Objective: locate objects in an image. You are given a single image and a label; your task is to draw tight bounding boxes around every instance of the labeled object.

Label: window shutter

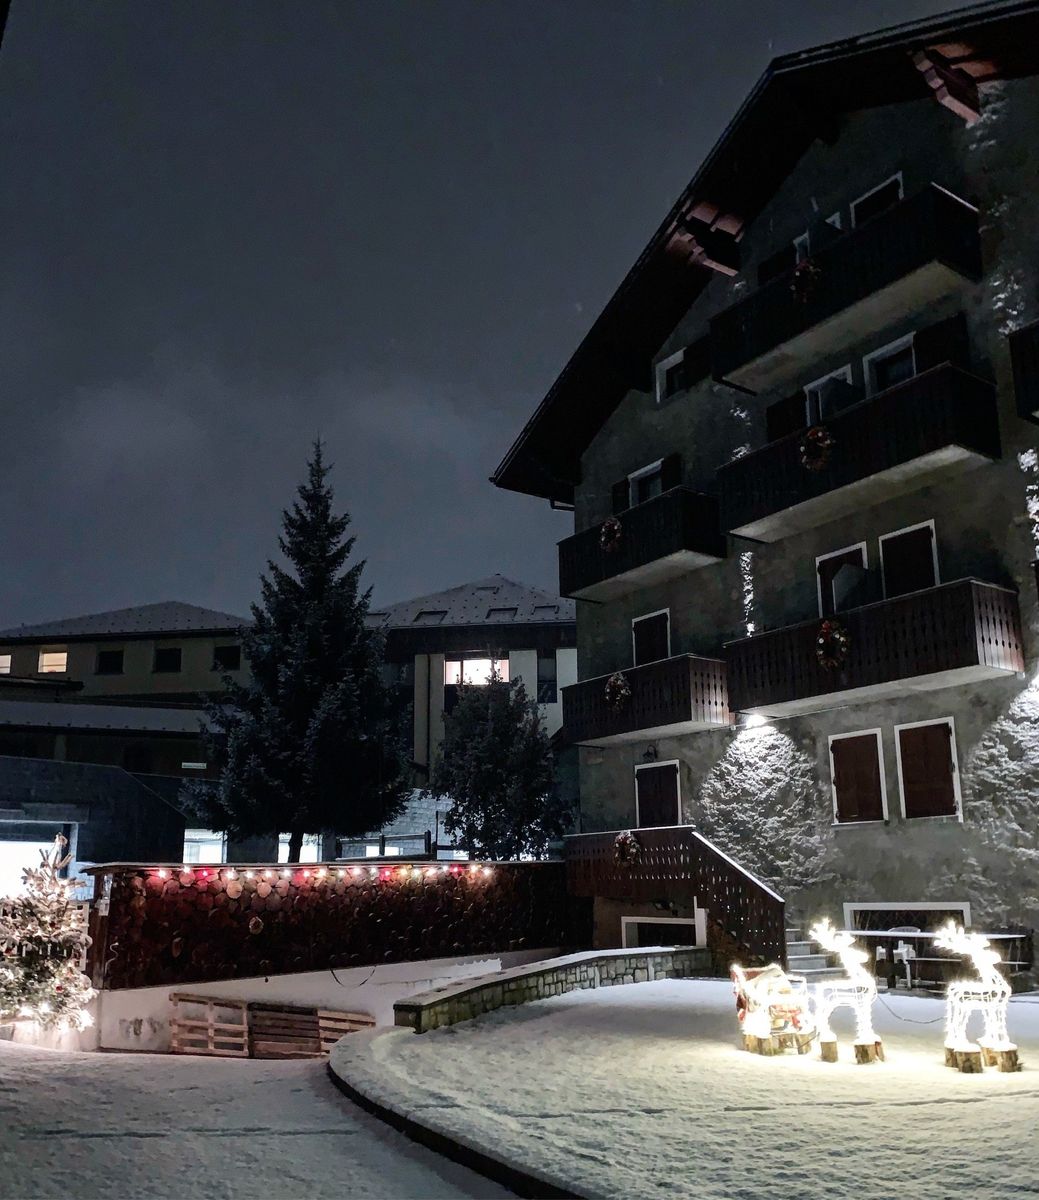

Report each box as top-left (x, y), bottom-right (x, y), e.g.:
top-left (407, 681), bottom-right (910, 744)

top-left (882, 525), bottom-right (936, 598)
top-left (632, 612), bottom-right (670, 666)
top-left (766, 392), bottom-right (809, 442)
top-left (635, 764), bottom-right (680, 828)
top-left (611, 479), bottom-right (630, 515)
top-left (831, 734), bottom-right (885, 823)
top-left (899, 723), bottom-right (957, 818)
top-left (660, 453), bottom-right (683, 492)
top-left (913, 313), bottom-right (969, 372)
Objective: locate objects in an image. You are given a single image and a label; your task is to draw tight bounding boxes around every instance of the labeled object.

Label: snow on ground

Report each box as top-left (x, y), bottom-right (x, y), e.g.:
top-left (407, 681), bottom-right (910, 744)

top-left (337, 979), bottom-right (1039, 1200)
top-left (0, 1040), bottom-right (508, 1200)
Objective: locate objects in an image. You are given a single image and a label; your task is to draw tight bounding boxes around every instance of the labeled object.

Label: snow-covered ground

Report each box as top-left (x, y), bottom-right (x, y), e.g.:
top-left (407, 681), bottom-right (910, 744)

top-left (336, 979), bottom-right (1039, 1200)
top-left (0, 1040), bottom-right (508, 1200)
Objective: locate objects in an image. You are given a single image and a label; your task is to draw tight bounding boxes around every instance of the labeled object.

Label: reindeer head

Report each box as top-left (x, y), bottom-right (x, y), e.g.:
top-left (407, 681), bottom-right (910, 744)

top-left (809, 917), bottom-right (870, 975)
top-left (933, 921), bottom-right (1004, 981)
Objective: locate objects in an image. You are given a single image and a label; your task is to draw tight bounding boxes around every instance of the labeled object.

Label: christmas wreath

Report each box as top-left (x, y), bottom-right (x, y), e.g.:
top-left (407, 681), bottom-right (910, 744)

top-left (790, 258), bottom-right (821, 304)
top-left (799, 425), bottom-right (834, 472)
top-left (604, 671), bottom-right (632, 711)
top-left (614, 830), bottom-right (641, 865)
top-left (816, 618), bottom-right (850, 670)
top-left (599, 515), bottom-right (623, 554)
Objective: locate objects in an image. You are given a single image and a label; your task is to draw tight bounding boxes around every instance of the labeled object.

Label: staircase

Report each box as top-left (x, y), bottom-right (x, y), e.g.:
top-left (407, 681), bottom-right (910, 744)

top-left (786, 926), bottom-right (845, 981)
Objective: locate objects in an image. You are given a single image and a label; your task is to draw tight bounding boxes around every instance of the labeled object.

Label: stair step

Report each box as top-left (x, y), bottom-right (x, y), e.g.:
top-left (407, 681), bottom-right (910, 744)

top-left (797, 967), bottom-right (847, 981)
top-left (788, 954), bottom-right (831, 971)
top-left (785, 928), bottom-right (801, 939)
top-left (786, 941), bottom-right (814, 956)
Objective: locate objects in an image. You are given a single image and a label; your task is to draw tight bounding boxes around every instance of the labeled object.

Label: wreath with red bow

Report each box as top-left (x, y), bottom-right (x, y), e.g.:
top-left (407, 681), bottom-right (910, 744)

top-left (816, 618), bottom-right (850, 670)
top-left (799, 426), bottom-right (834, 472)
top-left (614, 830), bottom-right (641, 865)
top-left (604, 671), bottom-right (632, 711)
top-left (599, 515), bottom-right (623, 554)
top-left (790, 258), bottom-right (822, 304)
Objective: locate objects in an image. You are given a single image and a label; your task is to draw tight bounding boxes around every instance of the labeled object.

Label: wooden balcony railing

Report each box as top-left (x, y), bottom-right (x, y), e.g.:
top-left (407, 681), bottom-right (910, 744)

top-left (717, 365), bottom-right (1000, 539)
top-left (562, 654), bottom-right (730, 745)
top-left (565, 825), bottom-right (785, 965)
top-left (726, 579), bottom-right (1023, 715)
top-left (711, 185), bottom-right (981, 388)
top-left (558, 487), bottom-right (725, 601)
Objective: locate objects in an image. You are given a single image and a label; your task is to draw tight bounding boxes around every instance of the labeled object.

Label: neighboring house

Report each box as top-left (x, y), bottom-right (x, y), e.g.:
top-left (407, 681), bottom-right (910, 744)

top-left (0, 601), bottom-right (248, 706)
top-left (493, 2), bottom-right (1039, 944)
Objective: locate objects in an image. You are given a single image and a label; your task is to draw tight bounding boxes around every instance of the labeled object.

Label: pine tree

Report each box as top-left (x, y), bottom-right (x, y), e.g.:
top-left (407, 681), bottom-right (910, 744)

top-left (428, 674), bottom-right (568, 860)
top-left (0, 836), bottom-right (95, 1030)
top-left (190, 442), bottom-right (408, 860)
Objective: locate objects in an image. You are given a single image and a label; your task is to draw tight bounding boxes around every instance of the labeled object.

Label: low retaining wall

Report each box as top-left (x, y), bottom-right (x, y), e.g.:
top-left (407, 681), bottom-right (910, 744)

top-left (394, 945), bottom-right (712, 1033)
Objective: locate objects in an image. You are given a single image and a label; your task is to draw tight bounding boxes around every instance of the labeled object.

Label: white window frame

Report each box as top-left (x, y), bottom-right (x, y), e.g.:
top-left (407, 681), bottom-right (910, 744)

top-left (655, 350), bottom-right (686, 406)
top-left (825, 211), bottom-right (842, 231)
top-left (863, 332), bottom-right (916, 397)
top-left (633, 759), bottom-right (682, 829)
top-left (627, 458), bottom-right (664, 507)
top-left (37, 647), bottom-right (68, 674)
top-left (879, 519), bottom-right (939, 599)
top-left (0, 653), bottom-right (10, 675)
top-left (828, 728), bottom-right (888, 826)
top-left (815, 542), bottom-right (868, 618)
top-left (850, 171), bottom-right (904, 228)
top-left (621, 912), bottom-right (707, 949)
top-left (803, 363), bottom-right (853, 423)
top-left (793, 230), bottom-right (811, 262)
top-left (893, 716), bottom-right (963, 823)
top-left (631, 608), bottom-right (671, 667)
top-left (842, 899), bottom-right (971, 929)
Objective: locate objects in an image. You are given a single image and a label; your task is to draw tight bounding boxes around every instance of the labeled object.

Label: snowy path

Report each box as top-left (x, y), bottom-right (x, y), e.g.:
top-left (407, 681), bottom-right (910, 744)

top-left (0, 1041), bottom-right (508, 1200)
top-left (337, 979), bottom-right (1039, 1200)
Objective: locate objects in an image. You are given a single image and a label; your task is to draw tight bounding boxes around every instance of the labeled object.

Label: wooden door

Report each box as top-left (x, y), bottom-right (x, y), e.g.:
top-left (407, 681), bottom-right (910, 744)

top-left (635, 763), bottom-right (680, 828)
top-left (632, 612), bottom-right (670, 666)
top-left (881, 524), bottom-right (937, 599)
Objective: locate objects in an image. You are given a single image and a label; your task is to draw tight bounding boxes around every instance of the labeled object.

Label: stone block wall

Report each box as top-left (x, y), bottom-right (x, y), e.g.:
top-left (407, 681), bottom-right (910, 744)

top-left (394, 946), bottom-right (712, 1033)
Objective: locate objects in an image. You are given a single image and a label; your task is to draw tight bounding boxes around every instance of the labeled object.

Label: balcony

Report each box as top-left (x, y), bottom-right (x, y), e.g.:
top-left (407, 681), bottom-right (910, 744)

top-left (718, 365), bottom-right (1000, 541)
top-left (1010, 317), bottom-right (1039, 423)
top-left (726, 579), bottom-right (1023, 717)
top-left (562, 654), bottom-right (730, 746)
top-left (558, 487), bottom-right (725, 602)
top-left (710, 185), bottom-right (982, 391)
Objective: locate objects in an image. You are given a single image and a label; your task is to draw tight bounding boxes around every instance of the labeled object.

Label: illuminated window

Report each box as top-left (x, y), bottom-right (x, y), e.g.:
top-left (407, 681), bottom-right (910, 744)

top-left (0, 654), bottom-right (10, 674)
top-left (38, 649), bottom-right (68, 674)
top-left (277, 833), bottom-right (321, 863)
top-left (444, 658), bottom-right (509, 685)
top-left (183, 829), bottom-right (226, 863)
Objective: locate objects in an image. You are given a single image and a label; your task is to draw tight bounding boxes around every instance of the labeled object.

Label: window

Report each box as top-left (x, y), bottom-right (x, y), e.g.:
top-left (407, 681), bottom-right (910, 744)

top-left (634, 761), bottom-right (681, 829)
top-left (0, 654), bottom-right (10, 675)
top-left (864, 335), bottom-right (916, 395)
top-left (816, 544), bottom-right (868, 617)
top-left (829, 730), bottom-right (887, 823)
top-left (153, 646), bottom-right (183, 673)
top-left (793, 231), bottom-right (811, 262)
top-left (655, 337), bottom-right (710, 404)
top-left (486, 608), bottom-right (518, 621)
top-left (37, 649), bottom-right (67, 674)
top-left (804, 365), bottom-right (855, 423)
top-left (444, 657), bottom-right (509, 685)
top-left (614, 453), bottom-right (683, 513)
top-left (183, 828), bottom-right (227, 864)
top-left (95, 649), bottom-right (124, 675)
top-left (879, 521), bottom-right (938, 599)
top-left (629, 459), bottom-right (664, 506)
top-left (825, 212), bottom-right (842, 231)
top-left (895, 718), bottom-right (961, 820)
top-left (536, 651), bottom-right (557, 704)
top-left (412, 610), bottom-right (448, 624)
top-left (277, 833), bottom-right (321, 863)
top-left (213, 644), bottom-right (241, 671)
top-left (851, 173), bottom-right (903, 227)
top-left (180, 761), bottom-right (208, 771)
top-left (632, 610), bottom-right (670, 667)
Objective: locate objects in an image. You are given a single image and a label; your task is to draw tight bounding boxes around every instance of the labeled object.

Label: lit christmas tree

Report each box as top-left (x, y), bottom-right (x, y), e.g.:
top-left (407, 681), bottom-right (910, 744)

top-left (0, 836), bottom-right (95, 1030)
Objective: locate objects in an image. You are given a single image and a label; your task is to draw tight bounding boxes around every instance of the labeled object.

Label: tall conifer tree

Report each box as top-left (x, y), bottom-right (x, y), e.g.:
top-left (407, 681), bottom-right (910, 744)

top-left (192, 442), bottom-right (407, 861)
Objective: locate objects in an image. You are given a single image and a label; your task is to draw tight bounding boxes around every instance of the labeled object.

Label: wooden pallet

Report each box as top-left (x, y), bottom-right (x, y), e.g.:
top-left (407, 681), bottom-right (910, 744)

top-left (318, 1008), bottom-right (376, 1052)
top-left (169, 993), bottom-right (249, 1058)
top-left (248, 1002), bottom-right (323, 1059)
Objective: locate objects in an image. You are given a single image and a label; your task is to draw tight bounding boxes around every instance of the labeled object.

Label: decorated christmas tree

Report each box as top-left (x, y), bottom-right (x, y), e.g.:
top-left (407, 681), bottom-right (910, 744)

top-left (0, 836), bottom-right (95, 1030)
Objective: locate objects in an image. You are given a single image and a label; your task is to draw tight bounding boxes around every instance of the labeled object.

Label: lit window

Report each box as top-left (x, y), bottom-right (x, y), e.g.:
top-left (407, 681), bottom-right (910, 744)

top-left (0, 654), bottom-right (10, 674)
top-left (183, 829), bottom-right (226, 863)
top-left (445, 658), bottom-right (509, 686)
top-left (38, 650), bottom-right (67, 674)
top-left (277, 833), bottom-right (321, 863)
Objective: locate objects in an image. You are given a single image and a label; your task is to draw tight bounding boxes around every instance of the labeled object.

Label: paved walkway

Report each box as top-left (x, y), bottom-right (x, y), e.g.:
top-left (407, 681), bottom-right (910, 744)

top-left (0, 1041), bottom-right (507, 1199)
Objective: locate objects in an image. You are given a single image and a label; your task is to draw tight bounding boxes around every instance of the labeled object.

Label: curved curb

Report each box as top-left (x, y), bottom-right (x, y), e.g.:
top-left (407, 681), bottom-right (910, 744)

top-left (326, 1048), bottom-right (583, 1200)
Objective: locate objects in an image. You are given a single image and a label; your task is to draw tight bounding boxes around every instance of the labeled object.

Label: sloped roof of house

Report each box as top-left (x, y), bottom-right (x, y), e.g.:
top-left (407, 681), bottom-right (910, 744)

top-left (368, 575), bottom-right (575, 629)
top-left (0, 699), bottom-right (209, 734)
top-left (0, 755), bottom-right (186, 820)
top-left (0, 601), bottom-right (248, 644)
top-left (491, 0), bottom-right (1039, 503)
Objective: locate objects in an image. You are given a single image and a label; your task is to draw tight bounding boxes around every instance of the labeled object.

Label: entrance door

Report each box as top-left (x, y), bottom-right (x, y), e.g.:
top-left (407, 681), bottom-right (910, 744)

top-left (880, 522), bottom-right (938, 599)
top-left (634, 762), bottom-right (680, 828)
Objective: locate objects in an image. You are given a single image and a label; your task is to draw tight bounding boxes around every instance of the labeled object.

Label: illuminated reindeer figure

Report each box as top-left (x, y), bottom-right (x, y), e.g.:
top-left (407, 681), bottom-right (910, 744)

top-left (809, 918), bottom-right (882, 1063)
top-left (933, 922), bottom-right (1017, 1072)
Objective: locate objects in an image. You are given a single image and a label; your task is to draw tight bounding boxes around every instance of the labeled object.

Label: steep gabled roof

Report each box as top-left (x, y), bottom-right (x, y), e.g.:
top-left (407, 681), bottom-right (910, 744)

top-left (491, 0), bottom-right (1039, 503)
top-left (0, 601), bottom-right (248, 643)
top-left (368, 575), bottom-right (575, 630)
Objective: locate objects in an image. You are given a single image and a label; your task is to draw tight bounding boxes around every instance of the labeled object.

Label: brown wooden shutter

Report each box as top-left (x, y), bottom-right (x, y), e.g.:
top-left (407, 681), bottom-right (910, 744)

top-left (831, 734), bottom-right (885, 823)
top-left (913, 313), bottom-right (969, 372)
top-left (611, 479), bottom-right (630, 514)
top-left (766, 391), bottom-right (809, 442)
top-left (660, 453), bottom-right (683, 492)
top-left (898, 723), bottom-right (957, 817)
top-left (632, 612), bottom-right (670, 666)
top-left (882, 525), bottom-right (936, 598)
top-left (635, 763), bottom-right (680, 828)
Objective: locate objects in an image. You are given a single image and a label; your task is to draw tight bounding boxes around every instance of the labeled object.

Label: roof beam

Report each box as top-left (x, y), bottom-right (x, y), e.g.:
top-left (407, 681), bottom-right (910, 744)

top-left (669, 212), bottom-right (741, 276)
top-left (912, 47), bottom-right (982, 125)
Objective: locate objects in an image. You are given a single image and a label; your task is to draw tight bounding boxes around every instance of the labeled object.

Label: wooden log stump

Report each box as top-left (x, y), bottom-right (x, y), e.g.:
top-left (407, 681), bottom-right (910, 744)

top-left (775, 1033), bottom-right (794, 1052)
top-left (956, 1049), bottom-right (984, 1073)
top-left (853, 1041), bottom-right (883, 1065)
top-left (944, 1046), bottom-right (959, 1068)
top-left (743, 1034), bottom-right (777, 1055)
top-left (795, 1033), bottom-right (814, 1055)
top-left (996, 1048), bottom-right (1021, 1073)
top-left (819, 1039), bottom-right (839, 1063)
top-left (981, 1045), bottom-right (998, 1068)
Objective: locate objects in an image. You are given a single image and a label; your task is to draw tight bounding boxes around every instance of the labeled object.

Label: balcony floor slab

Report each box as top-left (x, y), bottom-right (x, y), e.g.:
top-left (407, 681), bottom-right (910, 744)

top-left (572, 716), bottom-right (729, 747)
top-left (567, 548), bottom-right (721, 603)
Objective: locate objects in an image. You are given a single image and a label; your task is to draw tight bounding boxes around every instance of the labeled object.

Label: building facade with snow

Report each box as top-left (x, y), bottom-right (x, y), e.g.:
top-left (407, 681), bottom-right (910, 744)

top-left (494, 2), bottom-right (1039, 947)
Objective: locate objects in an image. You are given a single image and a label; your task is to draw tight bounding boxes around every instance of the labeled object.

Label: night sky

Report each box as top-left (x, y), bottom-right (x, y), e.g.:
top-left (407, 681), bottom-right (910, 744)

top-left (0, 0), bottom-right (959, 625)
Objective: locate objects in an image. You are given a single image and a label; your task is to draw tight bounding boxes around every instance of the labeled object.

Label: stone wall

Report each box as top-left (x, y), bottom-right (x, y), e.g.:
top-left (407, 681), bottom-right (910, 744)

top-left (394, 946), bottom-right (712, 1033)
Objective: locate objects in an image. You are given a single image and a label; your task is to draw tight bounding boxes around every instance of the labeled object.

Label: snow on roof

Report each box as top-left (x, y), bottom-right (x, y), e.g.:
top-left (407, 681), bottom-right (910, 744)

top-left (368, 576), bottom-right (575, 630)
top-left (0, 699), bottom-right (208, 734)
top-left (0, 601), bottom-right (248, 642)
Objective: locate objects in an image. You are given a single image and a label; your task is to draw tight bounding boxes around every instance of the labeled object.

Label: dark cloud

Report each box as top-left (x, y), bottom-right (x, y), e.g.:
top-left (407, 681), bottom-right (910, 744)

top-left (0, 0), bottom-right (958, 622)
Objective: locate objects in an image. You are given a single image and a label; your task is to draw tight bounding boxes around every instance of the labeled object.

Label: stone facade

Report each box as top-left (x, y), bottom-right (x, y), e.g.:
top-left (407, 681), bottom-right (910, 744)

top-left (394, 946), bottom-right (712, 1033)
top-left (567, 79), bottom-right (1039, 932)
